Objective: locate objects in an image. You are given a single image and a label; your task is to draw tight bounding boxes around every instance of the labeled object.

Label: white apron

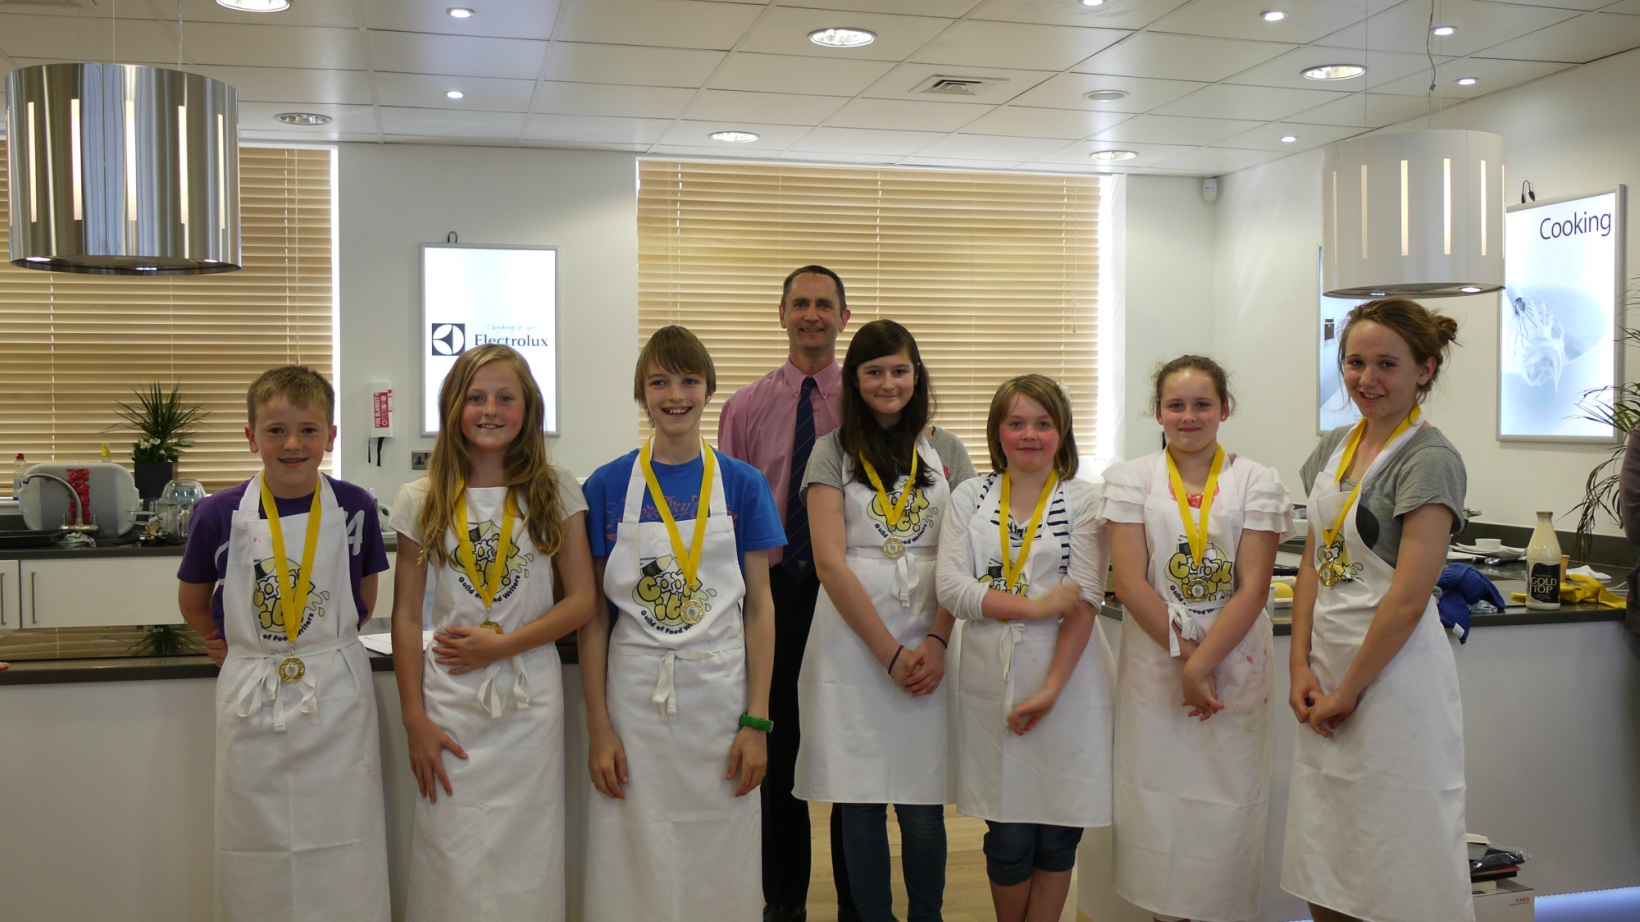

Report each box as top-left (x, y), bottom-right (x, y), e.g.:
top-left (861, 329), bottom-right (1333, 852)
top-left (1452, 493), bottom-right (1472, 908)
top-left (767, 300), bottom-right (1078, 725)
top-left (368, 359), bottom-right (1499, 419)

top-left (406, 486), bottom-right (565, 922)
top-left (954, 473), bottom-right (1115, 826)
top-left (216, 475), bottom-right (389, 922)
top-left (1112, 452), bottom-right (1275, 922)
top-left (1281, 423), bottom-right (1472, 922)
top-left (794, 434), bottom-right (954, 805)
top-left (585, 445), bottom-right (760, 922)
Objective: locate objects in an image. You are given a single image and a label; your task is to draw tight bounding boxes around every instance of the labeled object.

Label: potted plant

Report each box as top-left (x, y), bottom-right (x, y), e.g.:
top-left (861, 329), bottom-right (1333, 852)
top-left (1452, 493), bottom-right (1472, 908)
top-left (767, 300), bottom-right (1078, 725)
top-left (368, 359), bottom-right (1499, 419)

top-left (1568, 283), bottom-right (1640, 561)
top-left (112, 382), bottom-right (208, 500)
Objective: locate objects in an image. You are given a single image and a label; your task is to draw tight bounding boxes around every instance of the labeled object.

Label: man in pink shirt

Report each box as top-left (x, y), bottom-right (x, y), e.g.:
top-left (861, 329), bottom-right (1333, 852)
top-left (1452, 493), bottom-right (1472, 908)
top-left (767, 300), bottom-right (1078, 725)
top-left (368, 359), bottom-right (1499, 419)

top-left (719, 265), bottom-right (855, 922)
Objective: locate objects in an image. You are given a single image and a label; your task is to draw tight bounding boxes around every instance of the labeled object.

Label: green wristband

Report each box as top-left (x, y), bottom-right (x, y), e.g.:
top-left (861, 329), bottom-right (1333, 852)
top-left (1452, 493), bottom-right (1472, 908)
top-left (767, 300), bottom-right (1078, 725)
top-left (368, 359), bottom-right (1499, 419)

top-left (739, 712), bottom-right (773, 732)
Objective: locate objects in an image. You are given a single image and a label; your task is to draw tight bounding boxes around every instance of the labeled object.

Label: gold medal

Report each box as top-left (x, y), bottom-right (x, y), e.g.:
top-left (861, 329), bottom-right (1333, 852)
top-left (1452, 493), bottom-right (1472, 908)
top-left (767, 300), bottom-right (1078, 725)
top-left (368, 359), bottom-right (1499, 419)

top-left (1318, 567), bottom-right (1337, 588)
top-left (277, 655), bottom-right (306, 683)
top-left (479, 620), bottom-right (503, 634)
top-left (882, 536), bottom-right (905, 559)
top-left (683, 597), bottom-right (706, 624)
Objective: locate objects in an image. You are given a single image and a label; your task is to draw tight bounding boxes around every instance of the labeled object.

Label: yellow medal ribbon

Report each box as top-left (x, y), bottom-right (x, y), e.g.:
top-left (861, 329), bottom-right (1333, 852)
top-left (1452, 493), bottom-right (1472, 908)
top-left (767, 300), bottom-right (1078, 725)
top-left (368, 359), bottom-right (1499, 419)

top-left (998, 470), bottom-right (1058, 594)
top-left (1165, 443), bottom-right (1225, 568)
top-left (454, 483), bottom-right (517, 611)
top-left (1318, 406), bottom-right (1421, 583)
top-left (639, 438), bottom-right (715, 589)
top-left (860, 449), bottom-right (920, 558)
top-left (259, 474), bottom-right (322, 683)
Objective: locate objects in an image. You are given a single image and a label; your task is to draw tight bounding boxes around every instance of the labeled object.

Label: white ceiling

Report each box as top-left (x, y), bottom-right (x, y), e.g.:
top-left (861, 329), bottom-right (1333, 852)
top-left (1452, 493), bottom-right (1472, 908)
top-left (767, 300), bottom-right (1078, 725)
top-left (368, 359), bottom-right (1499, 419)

top-left (2, 0), bottom-right (1638, 176)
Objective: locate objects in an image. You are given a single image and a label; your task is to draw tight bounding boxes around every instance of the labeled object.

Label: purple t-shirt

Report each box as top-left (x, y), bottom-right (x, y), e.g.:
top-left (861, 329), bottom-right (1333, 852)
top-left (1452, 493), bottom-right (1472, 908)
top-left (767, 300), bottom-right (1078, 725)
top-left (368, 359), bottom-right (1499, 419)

top-left (177, 475), bottom-right (389, 631)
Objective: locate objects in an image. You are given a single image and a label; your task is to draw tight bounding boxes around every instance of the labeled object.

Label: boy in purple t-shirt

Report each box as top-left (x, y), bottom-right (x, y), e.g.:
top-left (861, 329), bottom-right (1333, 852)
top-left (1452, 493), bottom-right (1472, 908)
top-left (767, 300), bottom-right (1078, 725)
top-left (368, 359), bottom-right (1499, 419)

top-left (176, 366), bottom-right (391, 921)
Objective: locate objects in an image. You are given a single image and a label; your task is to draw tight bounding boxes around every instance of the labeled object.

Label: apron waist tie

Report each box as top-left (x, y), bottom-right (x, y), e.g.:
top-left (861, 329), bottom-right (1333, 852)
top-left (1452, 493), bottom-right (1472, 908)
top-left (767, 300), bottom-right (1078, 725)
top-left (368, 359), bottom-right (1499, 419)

top-left (1166, 603), bottom-right (1206, 658)
top-left (612, 639), bottom-right (744, 723)
top-left (893, 552), bottom-right (920, 606)
top-left (476, 658), bottom-right (534, 720)
top-left (998, 620), bottom-right (1029, 713)
top-left (227, 636), bottom-right (359, 732)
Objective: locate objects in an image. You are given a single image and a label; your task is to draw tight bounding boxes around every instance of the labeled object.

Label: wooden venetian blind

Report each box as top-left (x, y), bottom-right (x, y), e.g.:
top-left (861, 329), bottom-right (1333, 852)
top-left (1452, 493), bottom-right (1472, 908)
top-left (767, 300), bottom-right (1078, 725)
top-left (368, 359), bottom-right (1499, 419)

top-left (637, 160), bottom-right (1102, 460)
top-left (0, 145), bottom-right (334, 494)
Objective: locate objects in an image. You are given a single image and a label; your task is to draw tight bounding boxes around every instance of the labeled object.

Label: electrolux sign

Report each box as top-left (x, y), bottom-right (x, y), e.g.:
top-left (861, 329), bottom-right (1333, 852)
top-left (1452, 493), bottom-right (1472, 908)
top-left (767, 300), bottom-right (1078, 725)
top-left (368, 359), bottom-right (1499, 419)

top-left (421, 245), bottom-right (560, 435)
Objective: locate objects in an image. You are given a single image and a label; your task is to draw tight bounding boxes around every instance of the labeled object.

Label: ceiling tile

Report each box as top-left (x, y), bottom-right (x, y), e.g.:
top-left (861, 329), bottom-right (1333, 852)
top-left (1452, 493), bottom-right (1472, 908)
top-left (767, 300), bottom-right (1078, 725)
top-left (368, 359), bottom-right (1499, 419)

top-left (1283, 92), bottom-right (1435, 128)
top-left (1091, 113), bottom-right (1265, 145)
top-left (709, 51), bottom-right (897, 95)
top-left (1008, 72), bottom-right (1208, 112)
top-left (358, 0), bottom-right (563, 41)
top-left (654, 119), bottom-right (816, 148)
top-left (0, 14), bottom-right (178, 62)
top-left (1152, 145), bottom-right (1285, 173)
top-left (912, 132), bottom-right (1070, 159)
top-left (1474, 0), bottom-right (1606, 10)
top-left (379, 107), bottom-right (528, 138)
top-left (370, 31), bottom-right (548, 80)
top-left (1028, 139), bottom-right (1198, 166)
top-left (899, 155), bottom-right (1029, 169)
top-left (1213, 121), bottom-right (1362, 152)
top-left (375, 73), bottom-right (536, 112)
top-left (1318, 0), bottom-right (1578, 56)
top-left (909, 20), bottom-right (1128, 71)
top-left (521, 113), bottom-right (673, 145)
top-left (1369, 58), bottom-right (1573, 97)
top-left (1469, 12), bottom-right (1640, 63)
top-left (787, 126), bottom-right (946, 155)
top-left (181, 24), bottom-right (368, 70)
top-left (1153, 83), bottom-right (1350, 120)
top-left (177, 0), bottom-right (361, 29)
top-left (861, 62), bottom-right (1054, 103)
top-left (1146, 0), bottom-right (1370, 44)
top-left (555, 0), bottom-right (762, 50)
top-left (967, 0), bottom-right (1191, 31)
top-left (1604, 0), bottom-right (1640, 13)
top-left (1074, 32), bottom-right (1295, 82)
top-left (684, 89), bottom-right (848, 125)
top-left (736, 7), bottom-right (959, 61)
top-left (772, 150), bottom-right (905, 165)
top-left (959, 105), bottom-right (1130, 139)
top-left (1225, 46), bottom-right (1447, 91)
top-left (824, 97), bottom-right (993, 132)
top-left (190, 66), bottom-right (376, 106)
top-left (542, 43), bottom-right (726, 87)
top-left (782, 0), bottom-right (983, 14)
top-left (533, 81), bottom-right (697, 118)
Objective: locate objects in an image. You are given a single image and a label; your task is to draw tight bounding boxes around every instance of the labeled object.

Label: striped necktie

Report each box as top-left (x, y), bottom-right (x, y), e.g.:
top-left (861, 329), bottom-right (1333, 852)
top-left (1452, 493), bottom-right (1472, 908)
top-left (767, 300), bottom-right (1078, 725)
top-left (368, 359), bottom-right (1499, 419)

top-left (781, 376), bottom-right (818, 582)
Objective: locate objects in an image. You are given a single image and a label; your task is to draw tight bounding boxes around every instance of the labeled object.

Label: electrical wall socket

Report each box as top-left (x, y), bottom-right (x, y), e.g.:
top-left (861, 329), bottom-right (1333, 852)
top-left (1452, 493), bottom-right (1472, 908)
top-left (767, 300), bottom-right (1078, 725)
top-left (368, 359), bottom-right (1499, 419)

top-left (410, 450), bottom-right (430, 471)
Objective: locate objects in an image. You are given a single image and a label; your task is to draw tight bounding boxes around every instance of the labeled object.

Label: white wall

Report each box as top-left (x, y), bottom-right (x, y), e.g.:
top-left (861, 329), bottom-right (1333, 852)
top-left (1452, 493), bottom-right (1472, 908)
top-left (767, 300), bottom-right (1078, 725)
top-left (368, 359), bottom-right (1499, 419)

top-left (335, 145), bottom-right (640, 497)
top-left (1215, 49), bottom-right (1640, 532)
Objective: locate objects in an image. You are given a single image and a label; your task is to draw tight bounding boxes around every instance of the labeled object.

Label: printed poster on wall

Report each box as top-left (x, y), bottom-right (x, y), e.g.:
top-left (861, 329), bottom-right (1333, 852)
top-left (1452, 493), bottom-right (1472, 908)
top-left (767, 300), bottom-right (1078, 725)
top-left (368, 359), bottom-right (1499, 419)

top-left (421, 244), bottom-right (560, 436)
top-left (1500, 187), bottom-right (1625, 442)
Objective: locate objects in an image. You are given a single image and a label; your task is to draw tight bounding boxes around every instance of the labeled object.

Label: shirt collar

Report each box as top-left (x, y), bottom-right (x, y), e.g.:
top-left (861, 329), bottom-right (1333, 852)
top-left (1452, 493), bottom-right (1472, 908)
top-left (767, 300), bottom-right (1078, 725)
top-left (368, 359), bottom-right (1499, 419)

top-left (780, 357), bottom-right (841, 396)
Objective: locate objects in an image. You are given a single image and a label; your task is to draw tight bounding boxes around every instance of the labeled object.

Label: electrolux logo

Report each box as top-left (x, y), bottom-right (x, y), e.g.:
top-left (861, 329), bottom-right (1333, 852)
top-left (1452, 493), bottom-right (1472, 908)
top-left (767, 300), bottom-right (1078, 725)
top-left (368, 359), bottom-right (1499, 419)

top-left (472, 333), bottom-right (552, 347)
top-left (431, 323), bottom-right (466, 356)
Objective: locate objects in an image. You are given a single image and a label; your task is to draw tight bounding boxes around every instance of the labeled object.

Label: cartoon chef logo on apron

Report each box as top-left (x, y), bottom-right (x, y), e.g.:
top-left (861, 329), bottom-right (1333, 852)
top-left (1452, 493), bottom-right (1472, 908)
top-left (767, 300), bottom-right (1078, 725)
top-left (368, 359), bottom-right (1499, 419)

top-left (251, 559), bottom-right (329, 643)
top-left (868, 483), bottom-right (934, 545)
top-left (1315, 534), bottom-right (1363, 584)
top-left (453, 520), bottom-right (532, 605)
top-left (1164, 537), bottom-right (1232, 603)
top-left (978, 518), bottom-right (1045, 595)
top-left (633, 555), bottom-right (719, 634)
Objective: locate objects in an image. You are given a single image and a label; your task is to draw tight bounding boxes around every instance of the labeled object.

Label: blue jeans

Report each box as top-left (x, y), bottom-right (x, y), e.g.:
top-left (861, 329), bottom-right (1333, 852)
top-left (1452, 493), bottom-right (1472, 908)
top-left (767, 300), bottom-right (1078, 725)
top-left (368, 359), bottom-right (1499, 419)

top-left (838, 802), bottom-right (946, 922)
top-left (981, 821), bottom-right (1084, 886)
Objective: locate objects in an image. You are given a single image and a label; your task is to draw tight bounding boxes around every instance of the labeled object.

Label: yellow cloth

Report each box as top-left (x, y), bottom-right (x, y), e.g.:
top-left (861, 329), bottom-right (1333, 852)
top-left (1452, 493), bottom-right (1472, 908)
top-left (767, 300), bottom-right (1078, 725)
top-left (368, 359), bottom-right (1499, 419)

top-left (1509, 572), bottom-right (1624, 609)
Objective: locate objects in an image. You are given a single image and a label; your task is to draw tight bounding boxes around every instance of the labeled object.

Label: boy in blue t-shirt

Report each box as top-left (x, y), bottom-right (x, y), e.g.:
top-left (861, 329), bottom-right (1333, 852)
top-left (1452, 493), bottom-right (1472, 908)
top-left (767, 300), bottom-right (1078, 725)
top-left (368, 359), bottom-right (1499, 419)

top-left (177, 366), bottom-right (390, 921)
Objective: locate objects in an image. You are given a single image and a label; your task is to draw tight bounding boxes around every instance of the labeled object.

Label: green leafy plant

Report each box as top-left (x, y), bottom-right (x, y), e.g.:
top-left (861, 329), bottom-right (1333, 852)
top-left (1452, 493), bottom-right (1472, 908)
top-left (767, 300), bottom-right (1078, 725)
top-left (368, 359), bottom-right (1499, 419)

top-left (111, 383), bottom-right (208, 463)
top-left (1568, 283), bottom-right (1640, 561)
top-left (127, 624), bottom-right (205, 657)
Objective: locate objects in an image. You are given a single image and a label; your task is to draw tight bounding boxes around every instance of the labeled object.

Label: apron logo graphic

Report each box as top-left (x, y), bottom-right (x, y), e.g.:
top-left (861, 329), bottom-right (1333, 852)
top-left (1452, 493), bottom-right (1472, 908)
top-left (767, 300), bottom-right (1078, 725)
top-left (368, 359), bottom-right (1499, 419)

top-left (455, 520), bottom-right (532, 604)
top-left (981, 564), bottom-right (1028, 596)
top-left (1165, 539), bottom-right (1233, 604)
top-left (252, 557), bottom-right (330, 641)
top-left (634, 556), bottom-right (717, 634)
top-left (868, 485), bottom-right (933, 543)
top-left (1316, 537), bottom-right (1362, 584)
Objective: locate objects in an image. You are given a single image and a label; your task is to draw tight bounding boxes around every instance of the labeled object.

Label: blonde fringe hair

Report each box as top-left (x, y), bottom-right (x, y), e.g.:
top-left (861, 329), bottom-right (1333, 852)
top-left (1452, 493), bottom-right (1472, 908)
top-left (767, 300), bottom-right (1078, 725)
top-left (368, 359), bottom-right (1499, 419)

top-left (416, 344), bottom-right (566, 568)
top-left (984, 374), bottom-right (1079, 480)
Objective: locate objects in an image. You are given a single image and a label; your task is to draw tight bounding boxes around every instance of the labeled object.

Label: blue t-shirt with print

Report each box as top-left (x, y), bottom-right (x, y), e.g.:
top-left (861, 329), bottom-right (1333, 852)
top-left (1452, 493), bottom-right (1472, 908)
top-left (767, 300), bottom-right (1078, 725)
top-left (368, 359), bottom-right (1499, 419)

top-left (582, 447), bottom-right (785, 568)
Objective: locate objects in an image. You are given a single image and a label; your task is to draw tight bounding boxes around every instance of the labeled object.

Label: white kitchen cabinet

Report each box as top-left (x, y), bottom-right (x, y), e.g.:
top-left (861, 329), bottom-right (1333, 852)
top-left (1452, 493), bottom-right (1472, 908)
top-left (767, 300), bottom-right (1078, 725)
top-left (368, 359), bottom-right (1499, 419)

top-left (19, 557), bottom-right (184, 628)
top-left (0, 559), bottom-right (19, 629)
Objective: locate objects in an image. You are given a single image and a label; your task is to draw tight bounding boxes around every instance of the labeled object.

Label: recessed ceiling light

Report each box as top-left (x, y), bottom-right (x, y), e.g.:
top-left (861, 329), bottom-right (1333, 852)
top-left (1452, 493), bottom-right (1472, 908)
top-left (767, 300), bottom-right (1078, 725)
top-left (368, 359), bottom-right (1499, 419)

top-left (1281, 135), bottom-right (1298, 143)
top-left (447, 6), bottom-right (475, 18)
top-left (1302, 64), bottom-right (1366, 81)
top-left (710, 130), bottom-right (760, 143)
top-left (1262, 10), bottom-right (1286, 22)
top-left (1090, 150), bottom-right (1137, 162)
top-left (275, 112), bottom-right (332, 126)
top-left (446, 90), bottom-right (465, 100)
top-left (1081, 0), bottom-right (1106, 6)
top-left (809, 27), bottom-right (876, 48)
top-left (1369, 291), bottom-right (1387, 297)
top-left (1432, 25), bottom-right (1456, 36)
top-left (215, 0), bottom-right (289, 11)
top-left (1083, 89), bottom-right (1129, 102)
top-left (1457, 77), bottom-right (1478, 86)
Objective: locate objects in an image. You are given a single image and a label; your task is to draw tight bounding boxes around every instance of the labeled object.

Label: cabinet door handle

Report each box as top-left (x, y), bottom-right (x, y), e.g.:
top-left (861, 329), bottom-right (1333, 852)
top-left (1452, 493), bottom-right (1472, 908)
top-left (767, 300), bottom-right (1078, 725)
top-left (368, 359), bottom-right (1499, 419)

top-left (0, 571), bottom-right (7, 626)
top-left (30, 570), bottom-right (37, 625)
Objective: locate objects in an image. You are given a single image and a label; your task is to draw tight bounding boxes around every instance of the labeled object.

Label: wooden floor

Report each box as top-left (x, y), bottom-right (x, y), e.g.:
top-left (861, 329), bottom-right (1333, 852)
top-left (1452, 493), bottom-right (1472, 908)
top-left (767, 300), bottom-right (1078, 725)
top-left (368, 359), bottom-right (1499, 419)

top-left (801, 802), bottom-right (1092, 922)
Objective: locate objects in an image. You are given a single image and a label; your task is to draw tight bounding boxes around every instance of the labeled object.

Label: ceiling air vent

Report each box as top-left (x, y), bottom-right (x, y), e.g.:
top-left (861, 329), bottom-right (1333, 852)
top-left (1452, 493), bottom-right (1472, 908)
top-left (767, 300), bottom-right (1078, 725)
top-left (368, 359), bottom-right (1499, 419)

top-left (913, 74), bottom-right (1008, 97)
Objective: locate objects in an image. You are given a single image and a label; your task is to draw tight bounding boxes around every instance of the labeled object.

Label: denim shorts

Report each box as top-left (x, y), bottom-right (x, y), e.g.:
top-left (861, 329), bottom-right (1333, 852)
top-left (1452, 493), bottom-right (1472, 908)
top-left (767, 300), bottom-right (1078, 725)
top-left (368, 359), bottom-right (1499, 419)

top-left (982, 821), bottom-right (1084, 886)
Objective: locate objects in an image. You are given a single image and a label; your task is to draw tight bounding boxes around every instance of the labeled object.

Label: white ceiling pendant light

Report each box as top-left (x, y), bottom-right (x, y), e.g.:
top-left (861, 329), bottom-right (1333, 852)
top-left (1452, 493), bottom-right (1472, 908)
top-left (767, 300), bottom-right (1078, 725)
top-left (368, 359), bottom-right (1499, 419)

top-left (1321, 130), bottom-right (1505, 297)
top-left (216, 0), bottom-right (290, 11)
top-left (6, 62), bottom-right (241, 274)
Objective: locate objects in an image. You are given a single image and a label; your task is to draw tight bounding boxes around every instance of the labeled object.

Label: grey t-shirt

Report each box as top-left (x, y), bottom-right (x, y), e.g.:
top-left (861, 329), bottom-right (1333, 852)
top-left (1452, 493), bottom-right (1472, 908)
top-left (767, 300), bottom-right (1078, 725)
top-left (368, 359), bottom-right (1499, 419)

top-left (801, 427), bottom-right (978, 497)
top-left (1301, 424), bottom-right (1467, 568)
